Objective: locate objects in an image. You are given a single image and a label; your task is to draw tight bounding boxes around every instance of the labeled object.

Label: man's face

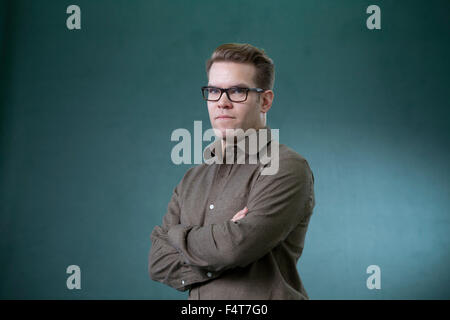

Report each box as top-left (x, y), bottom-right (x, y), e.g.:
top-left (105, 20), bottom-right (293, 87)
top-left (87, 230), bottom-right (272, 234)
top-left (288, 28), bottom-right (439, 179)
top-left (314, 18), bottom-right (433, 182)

top-left (207, 61), bottom-right (265, 138)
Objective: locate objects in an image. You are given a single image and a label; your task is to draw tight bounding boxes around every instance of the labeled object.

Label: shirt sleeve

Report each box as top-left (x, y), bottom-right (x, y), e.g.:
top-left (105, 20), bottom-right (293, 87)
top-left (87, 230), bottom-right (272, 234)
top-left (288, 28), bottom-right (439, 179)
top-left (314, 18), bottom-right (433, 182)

top-left (148, 182), bottom-right (222, 291)
top-left (167, 157), bottom-right (315, 272)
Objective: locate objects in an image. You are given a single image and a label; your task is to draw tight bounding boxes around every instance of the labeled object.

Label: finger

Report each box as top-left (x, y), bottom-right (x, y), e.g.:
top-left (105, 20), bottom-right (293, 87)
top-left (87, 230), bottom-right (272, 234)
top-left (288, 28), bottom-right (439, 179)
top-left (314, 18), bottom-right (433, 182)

top-left (231, 212), bottom-right (242, 221)
top-left (231, 213), bottom-right (241, 222)
top-left (231, 207), bottom-right (249, 222)
top-left (234, 208), bottom-right (247, 218)
top-left (239, 207), bottom-right (248, 216)
top-left (231, 210), bottom-right (248, 222)
top-left (232, 209), bottom-right (245, 219)
top-left (238, 207), bottom-right (249, 217)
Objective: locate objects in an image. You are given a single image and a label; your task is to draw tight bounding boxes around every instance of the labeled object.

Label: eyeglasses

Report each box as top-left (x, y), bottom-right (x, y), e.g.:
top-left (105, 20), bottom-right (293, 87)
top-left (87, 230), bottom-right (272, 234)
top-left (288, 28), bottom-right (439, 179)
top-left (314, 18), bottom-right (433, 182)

top-left (201, 86), bottom-right (265, 102)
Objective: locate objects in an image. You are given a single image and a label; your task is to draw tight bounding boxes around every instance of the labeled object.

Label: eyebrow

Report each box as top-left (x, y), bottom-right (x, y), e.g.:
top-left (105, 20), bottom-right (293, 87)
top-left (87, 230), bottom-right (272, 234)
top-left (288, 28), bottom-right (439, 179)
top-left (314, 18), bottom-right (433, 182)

top-left (207, 83), bottom-right (253, 88)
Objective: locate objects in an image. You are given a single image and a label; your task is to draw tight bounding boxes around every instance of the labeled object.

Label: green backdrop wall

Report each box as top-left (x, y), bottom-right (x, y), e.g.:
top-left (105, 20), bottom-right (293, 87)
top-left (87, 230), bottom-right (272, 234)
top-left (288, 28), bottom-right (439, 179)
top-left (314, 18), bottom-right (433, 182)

top-left (1, 0), bottom-right (449, 299)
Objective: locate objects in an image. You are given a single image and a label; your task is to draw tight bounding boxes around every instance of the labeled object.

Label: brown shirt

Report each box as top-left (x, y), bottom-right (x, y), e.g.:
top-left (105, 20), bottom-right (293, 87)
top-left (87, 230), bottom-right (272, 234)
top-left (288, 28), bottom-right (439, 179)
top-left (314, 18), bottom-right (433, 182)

top-left (148, 128), bottom-right (315, 300)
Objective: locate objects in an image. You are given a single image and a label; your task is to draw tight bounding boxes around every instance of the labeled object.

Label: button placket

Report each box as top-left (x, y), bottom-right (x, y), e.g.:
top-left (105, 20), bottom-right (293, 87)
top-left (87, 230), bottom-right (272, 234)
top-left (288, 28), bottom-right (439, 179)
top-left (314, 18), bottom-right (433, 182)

top-left (204, 165), bottom-right (229, 223)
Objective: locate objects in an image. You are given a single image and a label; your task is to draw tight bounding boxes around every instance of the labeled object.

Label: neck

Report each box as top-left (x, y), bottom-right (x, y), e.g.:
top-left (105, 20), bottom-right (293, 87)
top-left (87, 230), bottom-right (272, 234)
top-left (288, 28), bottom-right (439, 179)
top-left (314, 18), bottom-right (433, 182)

top-left (220, 125), bottom-right (266, 159)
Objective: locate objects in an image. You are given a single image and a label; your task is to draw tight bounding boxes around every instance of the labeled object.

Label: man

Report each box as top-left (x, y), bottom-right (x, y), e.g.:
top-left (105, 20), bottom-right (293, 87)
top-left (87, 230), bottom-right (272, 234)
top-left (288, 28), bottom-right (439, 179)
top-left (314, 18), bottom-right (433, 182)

top-left (148, 43), bottom-right (315, 300)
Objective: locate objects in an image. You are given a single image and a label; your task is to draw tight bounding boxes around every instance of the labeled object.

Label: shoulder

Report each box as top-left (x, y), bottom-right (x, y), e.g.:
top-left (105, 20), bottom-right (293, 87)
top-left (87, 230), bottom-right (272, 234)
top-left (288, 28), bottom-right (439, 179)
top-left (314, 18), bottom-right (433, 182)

top-left (261, 142), bottom-right (314, 182)
top-left (175, 162), bottom-right (210, 191)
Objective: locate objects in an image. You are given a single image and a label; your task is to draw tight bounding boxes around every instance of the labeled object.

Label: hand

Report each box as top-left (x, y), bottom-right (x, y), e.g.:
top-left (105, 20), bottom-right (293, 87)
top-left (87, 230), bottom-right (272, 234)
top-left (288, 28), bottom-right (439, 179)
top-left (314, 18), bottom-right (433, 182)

top-left (231, 207), bottom-right (248, 222)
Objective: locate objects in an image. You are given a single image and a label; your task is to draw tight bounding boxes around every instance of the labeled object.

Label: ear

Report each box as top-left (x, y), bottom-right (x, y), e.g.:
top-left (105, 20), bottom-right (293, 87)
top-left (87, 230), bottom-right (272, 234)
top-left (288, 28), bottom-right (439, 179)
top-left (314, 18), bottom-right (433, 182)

top-left (259, 90), bottom-right (274, 113)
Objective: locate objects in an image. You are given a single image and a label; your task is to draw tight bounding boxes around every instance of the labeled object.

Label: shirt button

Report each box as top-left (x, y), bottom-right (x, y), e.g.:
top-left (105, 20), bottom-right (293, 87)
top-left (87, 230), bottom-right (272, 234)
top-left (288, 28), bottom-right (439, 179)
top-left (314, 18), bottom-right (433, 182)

top-left (206, 272), bottom-right (212, 278)
top-left (209, 204), bottom-right (214, 210)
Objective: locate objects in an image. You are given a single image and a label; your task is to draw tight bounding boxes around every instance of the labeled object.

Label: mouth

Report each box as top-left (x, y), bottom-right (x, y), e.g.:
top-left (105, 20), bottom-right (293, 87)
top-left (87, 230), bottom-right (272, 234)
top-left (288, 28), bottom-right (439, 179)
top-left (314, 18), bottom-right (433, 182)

top-left (215, 115), bottom-right (235, 120)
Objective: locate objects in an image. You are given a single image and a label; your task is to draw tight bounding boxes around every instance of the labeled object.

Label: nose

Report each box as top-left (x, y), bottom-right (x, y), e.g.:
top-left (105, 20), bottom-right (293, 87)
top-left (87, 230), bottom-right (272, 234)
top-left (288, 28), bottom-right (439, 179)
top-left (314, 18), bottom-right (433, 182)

top-left (217, 90), bottom-right (233, 109)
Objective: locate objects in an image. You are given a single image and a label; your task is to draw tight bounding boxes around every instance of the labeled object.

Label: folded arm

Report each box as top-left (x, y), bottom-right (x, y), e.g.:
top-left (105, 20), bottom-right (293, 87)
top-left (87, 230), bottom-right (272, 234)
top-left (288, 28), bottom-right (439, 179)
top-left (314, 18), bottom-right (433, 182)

top-left (148, 181), bottom-right (222, 291)
top-left (167, 157), bottom-right (315, 273)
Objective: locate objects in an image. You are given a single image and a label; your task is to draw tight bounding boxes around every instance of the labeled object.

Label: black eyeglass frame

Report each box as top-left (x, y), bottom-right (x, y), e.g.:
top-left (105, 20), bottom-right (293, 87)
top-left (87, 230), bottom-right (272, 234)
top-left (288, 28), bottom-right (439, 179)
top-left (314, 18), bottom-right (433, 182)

top-left (201, 86), bottom-right (265, 102)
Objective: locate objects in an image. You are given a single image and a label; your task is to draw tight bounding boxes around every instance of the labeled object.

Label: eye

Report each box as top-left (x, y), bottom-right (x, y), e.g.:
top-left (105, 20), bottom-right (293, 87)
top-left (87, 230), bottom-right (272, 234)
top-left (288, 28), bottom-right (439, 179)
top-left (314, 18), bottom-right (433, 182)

top-left (229, 87), bottom-right (246, 94)
top-left (208, 88), bottom-right (220, 94)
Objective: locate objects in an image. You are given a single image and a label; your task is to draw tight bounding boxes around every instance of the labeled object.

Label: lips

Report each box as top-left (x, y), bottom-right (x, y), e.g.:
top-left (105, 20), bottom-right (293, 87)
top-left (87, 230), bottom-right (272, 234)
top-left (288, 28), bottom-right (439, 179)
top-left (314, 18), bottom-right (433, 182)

top-left (215, 115), bottom-right (235, 120)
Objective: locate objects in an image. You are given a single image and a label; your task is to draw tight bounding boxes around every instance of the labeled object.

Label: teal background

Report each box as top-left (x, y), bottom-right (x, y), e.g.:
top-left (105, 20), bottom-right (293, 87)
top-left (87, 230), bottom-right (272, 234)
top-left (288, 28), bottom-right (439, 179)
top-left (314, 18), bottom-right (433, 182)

top-left (1, 0), bottom-right (449, 299)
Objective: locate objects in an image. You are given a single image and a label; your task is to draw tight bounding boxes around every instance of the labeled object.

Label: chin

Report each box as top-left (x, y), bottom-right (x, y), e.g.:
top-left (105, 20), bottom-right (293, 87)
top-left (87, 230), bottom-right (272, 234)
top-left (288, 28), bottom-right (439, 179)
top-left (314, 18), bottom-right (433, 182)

top-left (215, 126), bottom-right (248, 140)
top-left (213, 128), bottom-right (229, 139)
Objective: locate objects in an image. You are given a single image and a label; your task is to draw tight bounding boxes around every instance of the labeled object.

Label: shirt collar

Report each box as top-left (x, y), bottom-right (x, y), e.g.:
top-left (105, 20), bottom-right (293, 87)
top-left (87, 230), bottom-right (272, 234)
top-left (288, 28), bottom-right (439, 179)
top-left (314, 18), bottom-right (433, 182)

top-left (203, 126), bottom-right (273, 162)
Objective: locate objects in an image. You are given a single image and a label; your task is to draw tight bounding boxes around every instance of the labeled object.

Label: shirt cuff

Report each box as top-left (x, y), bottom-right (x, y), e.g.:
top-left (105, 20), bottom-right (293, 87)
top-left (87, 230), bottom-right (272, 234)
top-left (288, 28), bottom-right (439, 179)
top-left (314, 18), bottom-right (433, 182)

top-left (174, 268), bottom-right (216, 291)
